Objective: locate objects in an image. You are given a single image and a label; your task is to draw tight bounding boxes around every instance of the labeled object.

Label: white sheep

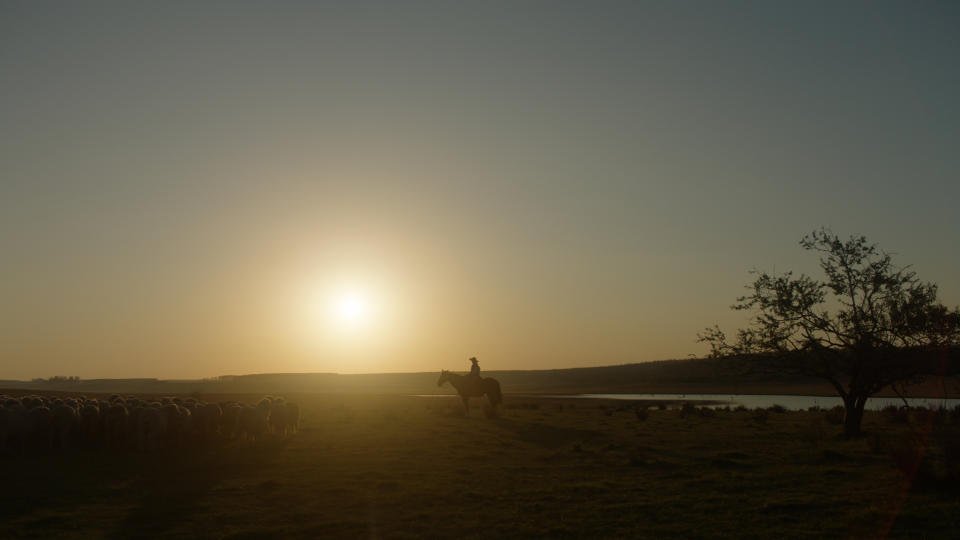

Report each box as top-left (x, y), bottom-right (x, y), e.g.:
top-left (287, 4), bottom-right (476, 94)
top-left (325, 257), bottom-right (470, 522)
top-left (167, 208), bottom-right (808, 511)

top-left (136, 404), bottom-right (167, 453)
top-left (195, 402), bottom-right (222, 442)
top-left (219, 402), bottom-right (242, 440)
top-left (286, 402), bottom-right (300, 435)
top-left (50, 402), bottom-right (80, 451)
top-left (239, 405), bottom-right (268, 442)
top-left (103, 403), bottom-right (129, 451)
top-left (269, 399), bottom-right (288, 436)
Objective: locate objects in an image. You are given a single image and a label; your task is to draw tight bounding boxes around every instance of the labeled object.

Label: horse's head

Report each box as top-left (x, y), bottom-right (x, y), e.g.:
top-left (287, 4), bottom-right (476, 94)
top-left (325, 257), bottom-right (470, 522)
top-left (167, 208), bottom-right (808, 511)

top-left (437, 370), bottom-right (449, 387)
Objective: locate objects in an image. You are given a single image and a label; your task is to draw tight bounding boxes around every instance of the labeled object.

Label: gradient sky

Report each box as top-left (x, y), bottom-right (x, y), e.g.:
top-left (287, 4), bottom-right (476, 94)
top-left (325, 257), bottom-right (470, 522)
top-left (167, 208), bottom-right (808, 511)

top-left (2, 1), bottom-right (958, 379)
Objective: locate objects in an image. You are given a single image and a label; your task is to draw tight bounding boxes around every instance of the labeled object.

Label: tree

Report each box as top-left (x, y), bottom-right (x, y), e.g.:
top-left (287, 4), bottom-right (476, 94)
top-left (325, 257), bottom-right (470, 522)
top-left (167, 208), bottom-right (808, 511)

top-left (699, 229), bottom-right (959, 436)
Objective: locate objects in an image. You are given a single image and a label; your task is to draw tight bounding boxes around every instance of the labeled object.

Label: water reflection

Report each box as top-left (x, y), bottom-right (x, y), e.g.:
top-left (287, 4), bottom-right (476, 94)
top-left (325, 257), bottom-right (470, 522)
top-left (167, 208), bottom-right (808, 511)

top-left (571, 394), bottom-right (960, 411)
top-left (415, 393), bottom-right (959, 411)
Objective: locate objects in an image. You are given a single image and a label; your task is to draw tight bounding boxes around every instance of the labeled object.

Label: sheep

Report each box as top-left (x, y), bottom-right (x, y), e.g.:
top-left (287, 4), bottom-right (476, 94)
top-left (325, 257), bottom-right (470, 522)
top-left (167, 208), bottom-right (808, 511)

top-left (194, 402), bottom-right (222, 442)
top-left (50, 403), bottom-right (80, 451)
top-left (1, 402), bottom-right (27, 456)
top-left (257, 397), bottom-right (273, 413)
top-left (161, 403), bottom-right (188, 448)
top-left (136, 404), bottom-right (167, 452)
top-left (239, 405), bottom-right (268, 442)
top-left (0, 392), bottom-right (300, 456)
top-left (269, 399), bottom-right (288, 436)
top-left (286, 402), bottom-right (300, 434)
top-left (26, 405), bottom-right (54, 452)
top-left (0, 407), bottom-right (7, 453)
top-left (179, 406), bottom-right (193, 443)
top-left (219, 402), bottom-right (242, 440)
top-left (0, 405), bottom-right (14, 454)
top-left (79, 403), bottom-right (101, 447)
top-left (103, 403), bottom-right (129, 451)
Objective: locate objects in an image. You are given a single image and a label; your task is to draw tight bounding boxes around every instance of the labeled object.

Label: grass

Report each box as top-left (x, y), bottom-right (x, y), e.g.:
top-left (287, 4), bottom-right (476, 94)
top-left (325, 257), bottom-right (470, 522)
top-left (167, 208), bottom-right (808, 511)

top-left (2, 393), bottom-right (958, 538)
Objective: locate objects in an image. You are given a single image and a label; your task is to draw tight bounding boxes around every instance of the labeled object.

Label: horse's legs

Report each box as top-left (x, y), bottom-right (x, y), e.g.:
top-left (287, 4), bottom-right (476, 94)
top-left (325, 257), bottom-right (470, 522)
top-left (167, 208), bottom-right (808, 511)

top-left (461, 395), bottom-right (469, 414)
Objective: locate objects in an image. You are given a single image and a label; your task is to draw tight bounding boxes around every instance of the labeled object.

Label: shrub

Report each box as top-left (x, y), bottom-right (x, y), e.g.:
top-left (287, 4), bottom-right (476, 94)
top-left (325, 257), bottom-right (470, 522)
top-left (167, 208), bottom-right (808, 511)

top-left (824, 406), bottom-right (844, 425)
top-left (634, 407), bottom-right (649, 421)
top-left (882, 405), bottom-right (909, 424)
top-left (752, 408), bottom-right (769, 424)
top-left (768, 404), bottom-right (787, 414)
top-left (657, 403), bottom-right (667, 411)
top-left (698, 406), bottom-right (717, 418)
top-left (679, 402), bottom-right (697, 418)
top-left (913, 407), bottom-right (936, 425)
top-left (734, 405), bottom-right (748, 412)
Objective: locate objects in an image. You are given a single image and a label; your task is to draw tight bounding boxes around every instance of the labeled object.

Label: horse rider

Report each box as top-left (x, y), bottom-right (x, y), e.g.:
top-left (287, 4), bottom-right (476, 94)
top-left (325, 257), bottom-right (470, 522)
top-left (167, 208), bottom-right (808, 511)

top-left (468, 357), bottom-right (481, 390)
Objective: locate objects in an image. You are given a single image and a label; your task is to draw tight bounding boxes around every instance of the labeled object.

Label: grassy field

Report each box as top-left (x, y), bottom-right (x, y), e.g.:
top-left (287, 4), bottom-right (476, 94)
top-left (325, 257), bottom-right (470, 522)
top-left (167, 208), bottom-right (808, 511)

top-left (2, 393), bottom-right (958, 539)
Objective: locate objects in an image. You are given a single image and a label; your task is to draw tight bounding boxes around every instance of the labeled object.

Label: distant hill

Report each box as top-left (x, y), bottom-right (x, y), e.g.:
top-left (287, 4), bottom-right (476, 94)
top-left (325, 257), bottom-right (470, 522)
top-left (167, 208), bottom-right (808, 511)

top-left (4, 357), bottom-right (958, 397)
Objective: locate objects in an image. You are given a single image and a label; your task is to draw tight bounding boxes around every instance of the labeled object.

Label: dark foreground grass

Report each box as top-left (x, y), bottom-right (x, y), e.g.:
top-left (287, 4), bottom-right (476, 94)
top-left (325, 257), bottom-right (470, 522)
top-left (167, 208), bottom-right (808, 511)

top-left (2, 394), bottom-right (958, 539)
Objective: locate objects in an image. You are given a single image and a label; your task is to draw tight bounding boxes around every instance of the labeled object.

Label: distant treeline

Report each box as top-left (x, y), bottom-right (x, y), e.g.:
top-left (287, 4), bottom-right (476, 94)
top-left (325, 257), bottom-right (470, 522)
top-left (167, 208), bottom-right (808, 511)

top-left (30, 376), bottom-right (81, 384)
top-left (2, 356), bottom-right (958, 397)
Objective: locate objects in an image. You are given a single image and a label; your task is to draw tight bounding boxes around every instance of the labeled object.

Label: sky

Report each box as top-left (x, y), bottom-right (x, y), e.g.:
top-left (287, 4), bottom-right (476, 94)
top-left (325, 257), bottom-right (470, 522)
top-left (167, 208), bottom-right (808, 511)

top-left (1, 1), bottom-right (958, 379)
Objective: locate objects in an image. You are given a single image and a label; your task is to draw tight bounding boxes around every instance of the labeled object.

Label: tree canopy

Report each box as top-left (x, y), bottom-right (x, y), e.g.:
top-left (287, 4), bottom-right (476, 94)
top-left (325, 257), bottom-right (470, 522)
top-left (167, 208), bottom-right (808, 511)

top-left (700, 229), bottom-right (960, 435)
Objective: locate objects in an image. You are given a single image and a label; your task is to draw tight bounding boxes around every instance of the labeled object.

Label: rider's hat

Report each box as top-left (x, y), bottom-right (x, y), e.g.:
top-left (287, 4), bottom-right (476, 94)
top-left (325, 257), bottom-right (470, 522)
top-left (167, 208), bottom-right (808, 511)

top-left (469, 357), bottom-right (478, 363)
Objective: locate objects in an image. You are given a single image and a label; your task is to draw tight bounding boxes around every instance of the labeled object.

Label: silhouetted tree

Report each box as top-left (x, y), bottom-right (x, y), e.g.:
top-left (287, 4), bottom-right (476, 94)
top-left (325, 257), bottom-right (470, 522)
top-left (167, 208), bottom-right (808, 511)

top-left (45, 375), bottom-right (80, 384)
top-left (700, 229), bottom-right (959, 436)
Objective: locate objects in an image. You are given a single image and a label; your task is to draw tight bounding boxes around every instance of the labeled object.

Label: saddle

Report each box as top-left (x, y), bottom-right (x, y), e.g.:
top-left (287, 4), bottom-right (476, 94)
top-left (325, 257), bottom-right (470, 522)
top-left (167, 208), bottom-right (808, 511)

top-left (466, 374), bottom-right (483, 395)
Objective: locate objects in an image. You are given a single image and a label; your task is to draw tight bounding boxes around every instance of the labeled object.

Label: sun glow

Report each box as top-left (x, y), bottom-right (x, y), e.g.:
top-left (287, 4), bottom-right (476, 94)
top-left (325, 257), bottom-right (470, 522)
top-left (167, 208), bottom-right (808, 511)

top-left (300, 279), bottom-right (382, 338)
top-left (332, 289), bottom-right (371, 327)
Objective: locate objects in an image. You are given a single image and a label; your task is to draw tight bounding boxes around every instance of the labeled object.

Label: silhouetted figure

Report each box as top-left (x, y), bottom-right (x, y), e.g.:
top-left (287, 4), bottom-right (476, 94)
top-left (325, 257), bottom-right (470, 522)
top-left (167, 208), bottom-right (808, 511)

top-left (467, 357), bottom-right (481, 394)
top-left (469, 356), bottom-right (480, 376)
top-left (438, 369), bottom-right (502, 414)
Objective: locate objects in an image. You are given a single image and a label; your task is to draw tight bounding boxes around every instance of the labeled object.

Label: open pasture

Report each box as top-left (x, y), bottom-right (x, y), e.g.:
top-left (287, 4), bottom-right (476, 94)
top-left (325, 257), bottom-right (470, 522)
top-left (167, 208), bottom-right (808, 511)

top-left (2, 392), bottom-right (958, 539)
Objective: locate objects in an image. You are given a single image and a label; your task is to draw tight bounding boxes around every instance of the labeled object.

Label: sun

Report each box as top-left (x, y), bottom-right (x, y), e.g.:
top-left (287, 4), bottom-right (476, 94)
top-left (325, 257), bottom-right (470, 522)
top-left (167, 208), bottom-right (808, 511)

top-left (299, 276), bottom-right (385, 340)
top-left (319, 284), bottom-right (381, 334)
top-left (333, 289), bottom-right (370, 326)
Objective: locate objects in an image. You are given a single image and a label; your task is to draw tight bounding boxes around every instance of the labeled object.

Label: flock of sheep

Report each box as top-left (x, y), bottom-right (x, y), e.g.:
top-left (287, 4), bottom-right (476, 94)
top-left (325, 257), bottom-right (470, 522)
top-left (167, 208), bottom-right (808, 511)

top-left (0, 393), bottom-right (300, 456)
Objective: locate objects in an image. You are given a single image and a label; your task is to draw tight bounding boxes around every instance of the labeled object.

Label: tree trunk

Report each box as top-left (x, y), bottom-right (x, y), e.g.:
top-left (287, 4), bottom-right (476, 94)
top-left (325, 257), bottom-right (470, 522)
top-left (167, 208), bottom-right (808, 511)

top-left (842, 394), bottom-right (867, 437)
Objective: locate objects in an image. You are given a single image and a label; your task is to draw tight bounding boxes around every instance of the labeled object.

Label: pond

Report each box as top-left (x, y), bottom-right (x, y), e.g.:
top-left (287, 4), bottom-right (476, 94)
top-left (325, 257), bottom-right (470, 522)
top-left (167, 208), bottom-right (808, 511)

top-left (563, 393), bottom-right (960, 411)
top-left (415, 392), bottom-right (960, 410)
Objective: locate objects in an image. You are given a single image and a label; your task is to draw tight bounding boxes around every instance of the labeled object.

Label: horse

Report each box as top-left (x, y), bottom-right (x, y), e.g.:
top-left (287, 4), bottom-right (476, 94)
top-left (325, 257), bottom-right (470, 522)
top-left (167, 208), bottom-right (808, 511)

top-left (437, 370), bottom-right (502, 414)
